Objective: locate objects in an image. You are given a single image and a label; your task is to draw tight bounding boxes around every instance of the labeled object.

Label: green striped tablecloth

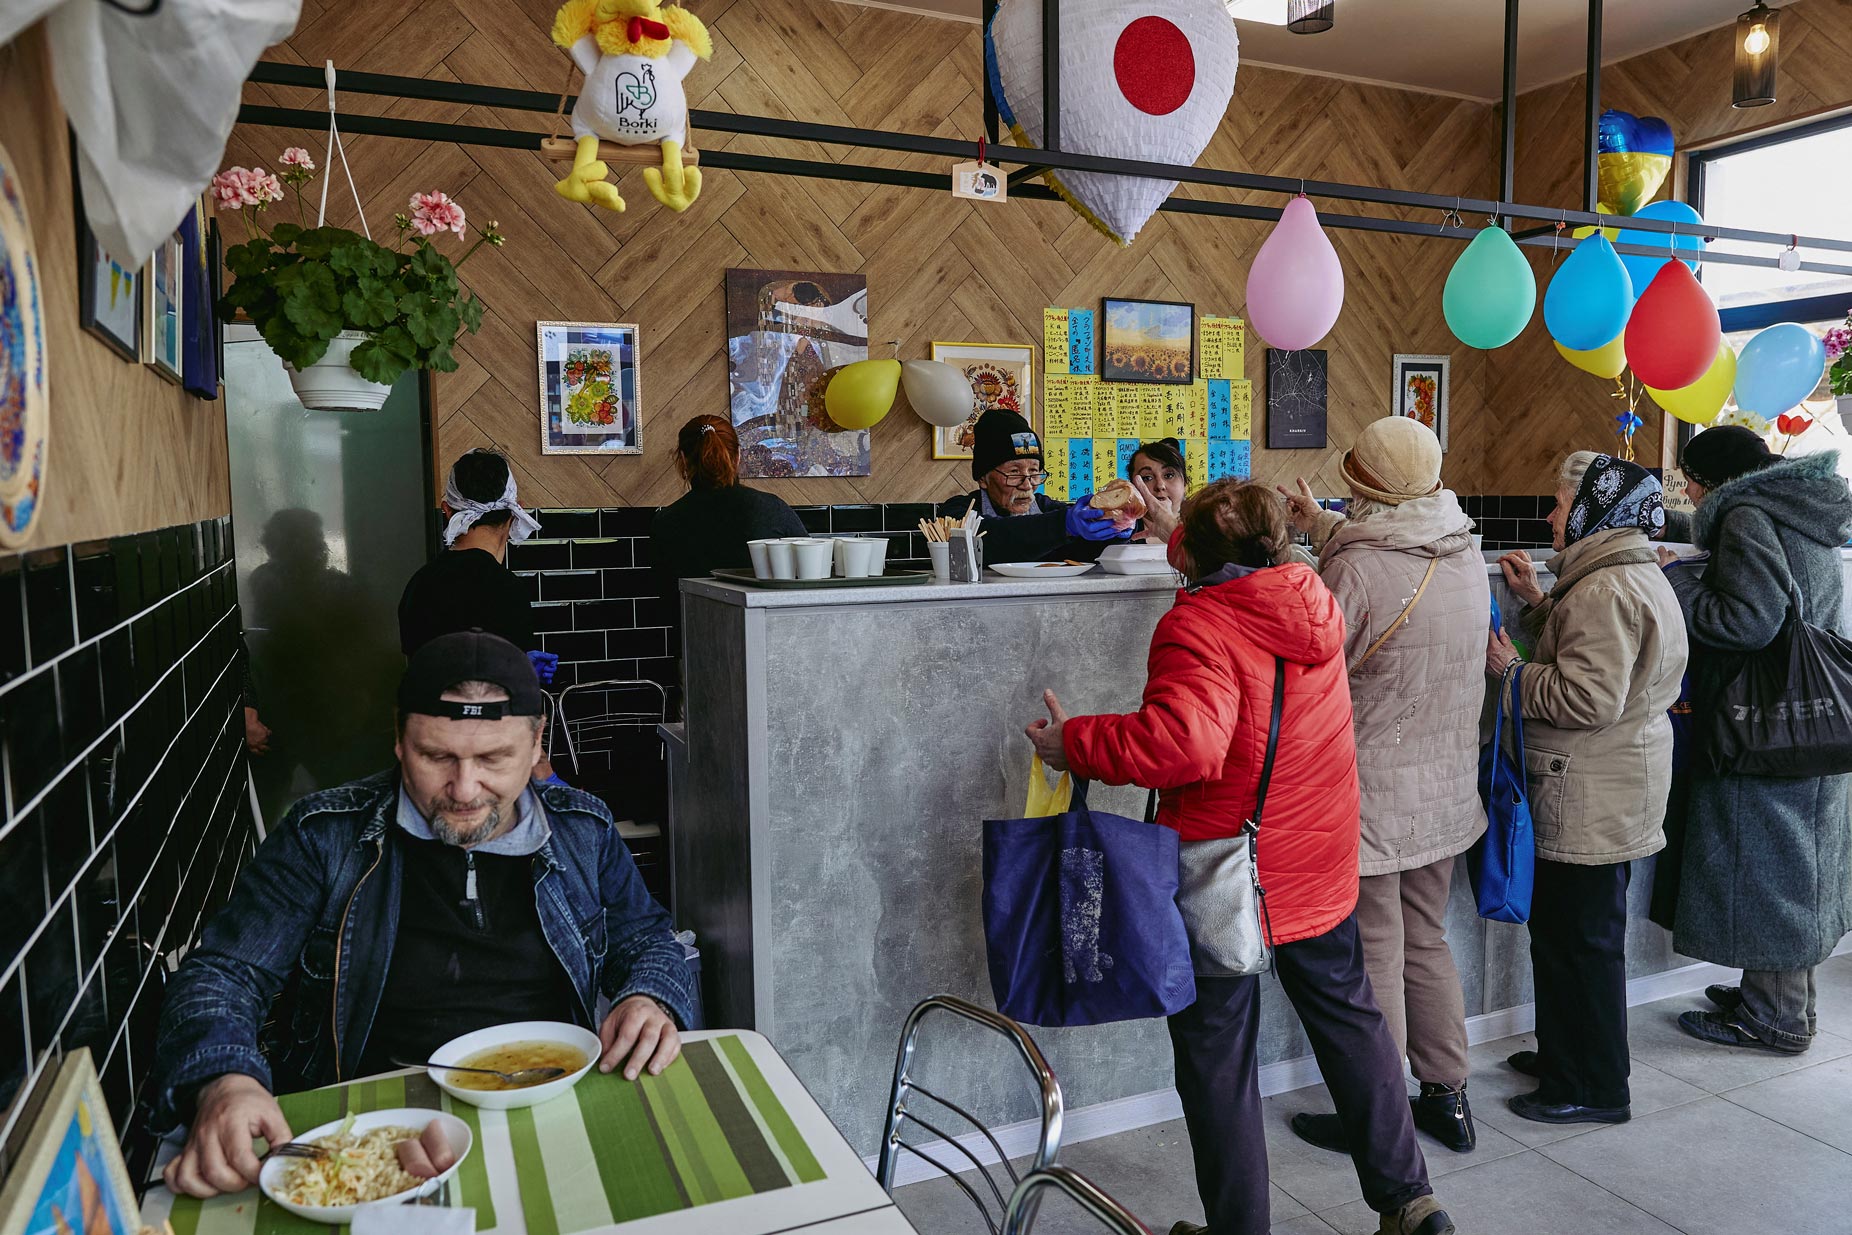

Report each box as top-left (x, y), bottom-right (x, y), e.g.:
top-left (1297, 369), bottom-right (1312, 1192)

top-left (165, 1035), bottom-right (827, 1235)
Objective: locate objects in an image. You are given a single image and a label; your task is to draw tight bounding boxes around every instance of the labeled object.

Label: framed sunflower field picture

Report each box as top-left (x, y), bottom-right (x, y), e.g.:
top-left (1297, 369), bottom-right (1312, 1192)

top-left (929, 341), bottom-right (1034, 460)
top-left (537, 320), bottom-right (641, 455)
top-left (1101, 297), bottom-right (1195, 384)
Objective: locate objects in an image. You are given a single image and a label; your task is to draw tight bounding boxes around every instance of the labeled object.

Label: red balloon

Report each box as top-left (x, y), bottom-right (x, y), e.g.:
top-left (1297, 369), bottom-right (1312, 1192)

top-left (1624, 262), bottom-right (1721, 391)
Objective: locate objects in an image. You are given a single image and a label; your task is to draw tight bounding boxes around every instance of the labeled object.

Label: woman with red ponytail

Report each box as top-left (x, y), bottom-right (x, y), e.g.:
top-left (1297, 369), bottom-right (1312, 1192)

top-left (650, 415), bottom-right (805, 653)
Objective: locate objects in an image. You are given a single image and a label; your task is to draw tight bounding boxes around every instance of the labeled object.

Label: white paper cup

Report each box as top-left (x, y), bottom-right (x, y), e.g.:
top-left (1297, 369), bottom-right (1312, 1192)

top-left (1471, 533), bottom-right (1485, 553)
top-left (845, 538), bottom-right (882, 577)
top-left (748, 539), bottom-right (776, 579)
top-left (767, 540), bottom-right (797, 580)
top-left (832, 538), bottom-right (853, 576)
top-left (793, 539), bottom-right (833, 580)
top-left (868, 536), bottom-right (891, 576)
top-left (928, 541), bottom-right (951, 581)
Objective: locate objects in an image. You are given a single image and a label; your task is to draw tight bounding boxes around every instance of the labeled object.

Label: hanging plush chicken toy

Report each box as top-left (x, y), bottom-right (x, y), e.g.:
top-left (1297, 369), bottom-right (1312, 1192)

top-left (550, 0), bottom-right (712, 213)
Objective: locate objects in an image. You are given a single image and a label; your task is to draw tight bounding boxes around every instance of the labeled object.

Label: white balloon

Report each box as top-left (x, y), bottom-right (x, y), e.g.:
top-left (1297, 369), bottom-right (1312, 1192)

top-left (902, 361), bottom-right (976, 427)
top-left (990, 0), bottom-right (1238, 245)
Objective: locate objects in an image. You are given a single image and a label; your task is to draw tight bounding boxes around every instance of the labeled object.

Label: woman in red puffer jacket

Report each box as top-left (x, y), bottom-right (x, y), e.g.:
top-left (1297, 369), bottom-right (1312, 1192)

top-left (1026, 480), bottom-right (1451, 1235)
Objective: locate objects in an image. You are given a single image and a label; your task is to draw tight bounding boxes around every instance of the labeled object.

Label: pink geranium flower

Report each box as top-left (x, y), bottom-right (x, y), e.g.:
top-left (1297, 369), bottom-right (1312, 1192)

top-left (409, 191), bottom-right (466, 238)
top-left (210, 167), bottom-right (284, 210)
top-left (1823, 326), bottom-right (1851, 365)
top-left (279, 147), bottom-right (316, 171)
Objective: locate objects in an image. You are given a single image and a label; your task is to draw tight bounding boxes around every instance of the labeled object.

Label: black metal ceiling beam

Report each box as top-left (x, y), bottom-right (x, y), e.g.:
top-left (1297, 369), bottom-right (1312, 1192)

top-left (234, 102), bottom-right (1852, 277)
top-left (1584, 0), bottom-right (1603, 211)
top-left (1500, 0), bottom-right (1519, 215)
top-left (239, 62), bottom-right (1852, 257)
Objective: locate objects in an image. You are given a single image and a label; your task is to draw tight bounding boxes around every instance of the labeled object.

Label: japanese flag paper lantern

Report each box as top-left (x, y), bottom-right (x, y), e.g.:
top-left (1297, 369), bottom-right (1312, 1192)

top-left (988, 0), bottom-right (1238, 245)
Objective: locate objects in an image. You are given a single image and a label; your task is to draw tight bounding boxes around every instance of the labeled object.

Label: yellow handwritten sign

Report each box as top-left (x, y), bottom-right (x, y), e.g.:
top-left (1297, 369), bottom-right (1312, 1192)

top-left (1199, 316), bottom-right (1246, 380)
top-left (1044, 309), bottom-right (1070, 376)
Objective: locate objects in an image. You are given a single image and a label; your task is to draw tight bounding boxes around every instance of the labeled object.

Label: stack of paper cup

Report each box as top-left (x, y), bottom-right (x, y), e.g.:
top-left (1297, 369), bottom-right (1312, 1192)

top-left (791, 539), bottom-right (832, 580)
top-left (748, 539), bottom-right (778, 579)
top-left (928, 541), bottom-right (951, 582)
top-left (765, 540), bottom-right (797, 580)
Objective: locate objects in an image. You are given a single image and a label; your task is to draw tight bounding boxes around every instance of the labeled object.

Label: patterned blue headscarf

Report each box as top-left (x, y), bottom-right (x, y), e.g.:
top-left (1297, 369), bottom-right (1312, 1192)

top-left (1564, 455), bottom-right (1665, 547)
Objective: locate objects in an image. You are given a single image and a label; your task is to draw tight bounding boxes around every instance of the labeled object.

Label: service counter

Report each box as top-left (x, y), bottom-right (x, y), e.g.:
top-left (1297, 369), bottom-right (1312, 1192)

top-left (665, 557), bottom-right (1722, 1157)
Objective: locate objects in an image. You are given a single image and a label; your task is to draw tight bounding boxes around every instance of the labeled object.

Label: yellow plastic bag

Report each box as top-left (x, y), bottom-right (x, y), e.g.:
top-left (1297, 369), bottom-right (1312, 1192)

top-left (1026, 756), bottom-right (1074, 817)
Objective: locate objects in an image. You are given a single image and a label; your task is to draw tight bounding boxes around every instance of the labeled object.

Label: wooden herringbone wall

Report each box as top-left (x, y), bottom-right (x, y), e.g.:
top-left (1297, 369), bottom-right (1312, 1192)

top-left (229, 0), bottom-right (1508, 507)
top-left (1488, 0), bottom-right (1852, 494)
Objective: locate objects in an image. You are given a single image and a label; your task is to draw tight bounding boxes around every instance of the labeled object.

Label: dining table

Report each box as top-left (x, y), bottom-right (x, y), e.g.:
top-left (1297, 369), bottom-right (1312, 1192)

top-left (139, 1030), bottom-right (919, 1235)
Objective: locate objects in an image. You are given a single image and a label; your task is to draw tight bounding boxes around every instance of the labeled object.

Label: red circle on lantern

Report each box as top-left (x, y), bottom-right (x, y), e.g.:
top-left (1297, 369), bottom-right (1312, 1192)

top-left (1114, 17), bottom-right (1195, 116)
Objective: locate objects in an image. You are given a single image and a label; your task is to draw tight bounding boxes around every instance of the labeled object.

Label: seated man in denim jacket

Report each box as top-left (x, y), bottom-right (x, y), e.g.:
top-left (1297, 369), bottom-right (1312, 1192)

top-left (149, 631), bottom-right (695, 1198)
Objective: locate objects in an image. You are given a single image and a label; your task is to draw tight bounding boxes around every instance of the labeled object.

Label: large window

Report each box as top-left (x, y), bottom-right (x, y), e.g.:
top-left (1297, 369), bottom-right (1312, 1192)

top-left (1690, 112), bottom-right (1852, 321)
top-left (1679, 115), bottom-right (1852, 464)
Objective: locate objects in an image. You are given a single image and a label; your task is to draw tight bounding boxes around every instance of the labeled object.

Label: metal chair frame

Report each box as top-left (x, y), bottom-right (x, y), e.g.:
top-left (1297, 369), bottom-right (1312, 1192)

top-left (548, 678), bottom-right (669, 775)
top-left (1001, 1165), bottom-right (1153, 1235)
top-left (876, 995), bottom-right (1065, 1235)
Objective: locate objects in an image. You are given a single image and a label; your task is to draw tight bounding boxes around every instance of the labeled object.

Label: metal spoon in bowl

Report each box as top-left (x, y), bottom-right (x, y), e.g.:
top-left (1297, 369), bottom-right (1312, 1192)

top-left (394, 1058), bottom-right (569, 1086)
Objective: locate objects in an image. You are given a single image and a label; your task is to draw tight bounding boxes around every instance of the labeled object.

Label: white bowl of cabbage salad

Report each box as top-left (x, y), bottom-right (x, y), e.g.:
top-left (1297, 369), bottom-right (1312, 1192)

top-left (258, 1108), bottom-right (473, 1224)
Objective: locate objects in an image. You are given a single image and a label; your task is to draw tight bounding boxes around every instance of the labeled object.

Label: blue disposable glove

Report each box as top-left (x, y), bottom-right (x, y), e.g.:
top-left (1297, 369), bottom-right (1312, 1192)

top-left (1066, 497), bottom-right (1134, 543)
top-left (527, 649), bottom-right (560, 685)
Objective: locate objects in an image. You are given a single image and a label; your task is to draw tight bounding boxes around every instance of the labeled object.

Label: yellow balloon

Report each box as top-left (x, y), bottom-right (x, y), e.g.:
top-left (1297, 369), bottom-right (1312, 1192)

top-left (1555, 332), bottom-right (1627, 380)
top-left (1570, 223), bottom-right (1621, 243)
top-left (1646, 342), bottom-right (1737, 426)
top-left (823, 359), bottom-right (901, 430)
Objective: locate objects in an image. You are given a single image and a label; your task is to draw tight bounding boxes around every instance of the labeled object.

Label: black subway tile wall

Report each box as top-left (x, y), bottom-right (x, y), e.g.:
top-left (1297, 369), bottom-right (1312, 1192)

top-left (0, 517), bottom-right (254, 1185)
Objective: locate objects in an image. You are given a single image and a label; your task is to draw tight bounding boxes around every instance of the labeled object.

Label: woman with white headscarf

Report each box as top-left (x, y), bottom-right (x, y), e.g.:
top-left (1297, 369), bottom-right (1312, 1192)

top-left (398, 448), bottom-right (544, 658)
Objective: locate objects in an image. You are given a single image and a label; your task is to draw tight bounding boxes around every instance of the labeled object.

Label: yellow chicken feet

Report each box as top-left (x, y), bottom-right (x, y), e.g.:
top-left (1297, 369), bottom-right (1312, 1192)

top-left (555, 134), bottom-right (626, 213)
top-left (643, 140), bottom-right (701, 212)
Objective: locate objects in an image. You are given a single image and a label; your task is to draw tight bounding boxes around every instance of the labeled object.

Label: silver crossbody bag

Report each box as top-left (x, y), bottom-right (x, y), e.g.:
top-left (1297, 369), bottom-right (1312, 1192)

top-left (1174, 655), bottom-right (1284, 977)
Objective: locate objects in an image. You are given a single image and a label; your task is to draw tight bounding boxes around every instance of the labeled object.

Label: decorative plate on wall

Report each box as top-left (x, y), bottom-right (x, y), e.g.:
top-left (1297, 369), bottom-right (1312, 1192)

top-left (0, 137), bottom-right (49, 525)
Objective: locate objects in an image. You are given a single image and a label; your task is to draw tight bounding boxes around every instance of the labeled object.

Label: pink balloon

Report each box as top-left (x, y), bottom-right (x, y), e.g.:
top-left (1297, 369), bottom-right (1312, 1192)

top-left (1246, 196), bottom-right (1345, 351)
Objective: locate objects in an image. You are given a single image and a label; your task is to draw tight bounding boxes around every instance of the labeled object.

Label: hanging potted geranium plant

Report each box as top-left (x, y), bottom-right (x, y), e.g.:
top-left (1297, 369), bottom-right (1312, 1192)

top-left (1825, 315), bottom-right (1852, 423)
top-left (210, 148), bottom-right (503, 411)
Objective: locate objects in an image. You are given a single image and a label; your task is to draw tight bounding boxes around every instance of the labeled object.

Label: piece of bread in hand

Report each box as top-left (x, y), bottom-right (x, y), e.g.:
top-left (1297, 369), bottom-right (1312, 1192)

top-left (1091, 477), bottom-right (1148, 519)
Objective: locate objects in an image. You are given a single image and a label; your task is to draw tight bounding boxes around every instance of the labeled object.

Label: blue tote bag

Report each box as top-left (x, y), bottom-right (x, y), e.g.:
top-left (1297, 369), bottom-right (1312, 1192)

top-left (983, 766), bottom-right (1196, 1027)
top-left (1472, 661), bottom-right (1535, 923)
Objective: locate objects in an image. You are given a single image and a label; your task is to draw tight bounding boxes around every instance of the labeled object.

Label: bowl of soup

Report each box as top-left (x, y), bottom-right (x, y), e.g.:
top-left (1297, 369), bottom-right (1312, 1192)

top-left (426, 1021), bottom-right (602, 1110)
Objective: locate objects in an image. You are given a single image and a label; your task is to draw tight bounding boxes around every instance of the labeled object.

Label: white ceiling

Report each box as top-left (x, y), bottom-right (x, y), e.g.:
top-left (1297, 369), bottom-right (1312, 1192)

top-left (853, 0), bottom-right (1792, 102)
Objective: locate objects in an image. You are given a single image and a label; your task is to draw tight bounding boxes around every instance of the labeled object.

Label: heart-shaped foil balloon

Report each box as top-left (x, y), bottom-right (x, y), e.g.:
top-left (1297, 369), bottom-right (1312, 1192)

top-left (1597, 109), bottom-right (1675, 217)
top-left (988, 0), bottom-right (1238, 245)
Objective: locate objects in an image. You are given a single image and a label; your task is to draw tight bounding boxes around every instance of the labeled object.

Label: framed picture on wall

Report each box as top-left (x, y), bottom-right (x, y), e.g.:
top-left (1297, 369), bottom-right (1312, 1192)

top-left (929, 341), bottom-right (1034, 460)
top-left (1101, 297), bottom-right (1195, 384)
top-left (1266, 348), bottom-right (1328, 450)
top-left (0, 1051), bottom-right (140, 1235)
top-left (144, 224), bottom-right (184, 381)
top-left (724, 267), bottom-right (871, 478)
top-left (537, 320), bottom-right (641, 455)
top-left (1391, 354), bottom-right (1450, 451)
top-left (76, 215), bottom-right (141, 363)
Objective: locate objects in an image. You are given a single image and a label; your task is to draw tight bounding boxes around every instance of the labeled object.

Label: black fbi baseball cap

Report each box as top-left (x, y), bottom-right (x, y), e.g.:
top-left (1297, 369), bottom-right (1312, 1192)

top-left (398, 630), bottom-right (544, 721)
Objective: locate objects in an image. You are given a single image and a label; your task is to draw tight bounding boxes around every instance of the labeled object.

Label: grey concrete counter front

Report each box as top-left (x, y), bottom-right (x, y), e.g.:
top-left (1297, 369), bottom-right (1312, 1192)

top-left (669, 562), bottom-right (1714, 1159)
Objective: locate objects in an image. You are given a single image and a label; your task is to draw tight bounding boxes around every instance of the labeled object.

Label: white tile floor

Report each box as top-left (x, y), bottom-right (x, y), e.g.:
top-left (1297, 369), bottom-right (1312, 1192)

top-left (893, 955), bottom-right (1852, 1234)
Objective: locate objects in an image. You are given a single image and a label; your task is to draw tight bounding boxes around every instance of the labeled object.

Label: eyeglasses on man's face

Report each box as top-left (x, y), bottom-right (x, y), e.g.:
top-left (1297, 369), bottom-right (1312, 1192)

top-left (995, 469), bottom-right (1048, 488)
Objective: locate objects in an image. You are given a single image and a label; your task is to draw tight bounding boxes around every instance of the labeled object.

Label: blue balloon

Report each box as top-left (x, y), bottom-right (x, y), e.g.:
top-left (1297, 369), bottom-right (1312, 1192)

top-left (1544, 234), bottom-right (1634, 351)
top-left (1735, 323), bottom-right (1828, 417)
top-left (1616, 199), bottom-right (1703, 298)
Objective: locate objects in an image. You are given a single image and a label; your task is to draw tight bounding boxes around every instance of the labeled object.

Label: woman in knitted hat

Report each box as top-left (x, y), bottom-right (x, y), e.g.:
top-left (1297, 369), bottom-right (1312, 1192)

top-left (1656, 427), bottom-right (1852, 1056)
top-left (1484, 452), bottom-right (1687, 1126)
top-left (1279, 417), bottom-right (1491, 1155)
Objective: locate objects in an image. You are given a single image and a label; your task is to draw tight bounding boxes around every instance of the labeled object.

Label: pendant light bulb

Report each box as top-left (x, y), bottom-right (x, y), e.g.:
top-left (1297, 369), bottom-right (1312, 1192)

top-left (1744, 22), bottom-right (1770, 55)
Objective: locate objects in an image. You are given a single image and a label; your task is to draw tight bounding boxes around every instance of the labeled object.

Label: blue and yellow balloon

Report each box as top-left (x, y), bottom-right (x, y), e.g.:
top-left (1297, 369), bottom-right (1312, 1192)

top-left (1597, 109), bottom-right (1675, 218)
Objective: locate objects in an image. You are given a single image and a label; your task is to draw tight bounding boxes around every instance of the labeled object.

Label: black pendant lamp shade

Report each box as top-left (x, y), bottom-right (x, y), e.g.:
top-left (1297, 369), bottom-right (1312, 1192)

top-left (1287, 0), bottom-right (1334, 34)
top-left (1733, 3), bottom-right (1779, 108)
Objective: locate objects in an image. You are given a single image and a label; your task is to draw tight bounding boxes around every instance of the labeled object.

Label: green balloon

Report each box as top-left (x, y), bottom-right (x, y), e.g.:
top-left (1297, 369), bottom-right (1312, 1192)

top-left (1444, 226), bottom-right (1537, 350)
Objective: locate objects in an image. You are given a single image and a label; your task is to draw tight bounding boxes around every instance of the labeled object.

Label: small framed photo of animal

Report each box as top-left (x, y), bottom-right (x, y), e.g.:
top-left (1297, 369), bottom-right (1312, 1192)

top-left (1391, 354), bottom-right (1450, 452)
top-left (77, 215), bottom-right (142, 363)
top-left (537, 320), bottom-right (641, 455)
top-left (929, 341), bottom-right (1034, 460)
top-left (0, 1050), bottom-right (140, 1235)
top-left (1101, 297), bottom-right (1195, 384)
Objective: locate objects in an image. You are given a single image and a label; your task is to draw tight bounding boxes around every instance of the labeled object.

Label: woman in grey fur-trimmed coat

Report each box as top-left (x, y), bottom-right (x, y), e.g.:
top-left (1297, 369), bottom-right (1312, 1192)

top-left (1660, 430), bottom-right (1852, 1055)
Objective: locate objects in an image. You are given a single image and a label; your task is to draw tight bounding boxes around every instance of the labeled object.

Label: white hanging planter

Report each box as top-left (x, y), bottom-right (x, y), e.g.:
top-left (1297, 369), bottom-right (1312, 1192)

top-left (1838, 394), bottom-right (1852, 423)
top-left (286, 331), bottom-right (391, 412)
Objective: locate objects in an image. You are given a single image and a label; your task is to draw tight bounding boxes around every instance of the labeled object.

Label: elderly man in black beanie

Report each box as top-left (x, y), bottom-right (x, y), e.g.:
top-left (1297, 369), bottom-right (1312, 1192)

top-left (941, 409), bottom-right (1171, 563)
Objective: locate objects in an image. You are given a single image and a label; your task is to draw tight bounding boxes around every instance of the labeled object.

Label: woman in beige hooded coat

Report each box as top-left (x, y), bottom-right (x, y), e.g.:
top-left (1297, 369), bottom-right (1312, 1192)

top-left (1280, 417), bottom-right (1491, 1155)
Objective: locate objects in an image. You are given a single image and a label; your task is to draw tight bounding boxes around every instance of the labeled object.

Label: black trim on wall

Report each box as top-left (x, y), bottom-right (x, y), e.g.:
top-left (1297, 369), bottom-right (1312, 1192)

top-left (0, 517), bottom-right (254, 1187)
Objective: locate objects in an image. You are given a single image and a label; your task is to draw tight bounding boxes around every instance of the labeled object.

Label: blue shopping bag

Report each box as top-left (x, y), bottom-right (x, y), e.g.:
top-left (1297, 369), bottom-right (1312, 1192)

top-left (1472, 663), bottom-right (1535, 923)
top-left (983, 765), bottom-right (1196, 1027)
